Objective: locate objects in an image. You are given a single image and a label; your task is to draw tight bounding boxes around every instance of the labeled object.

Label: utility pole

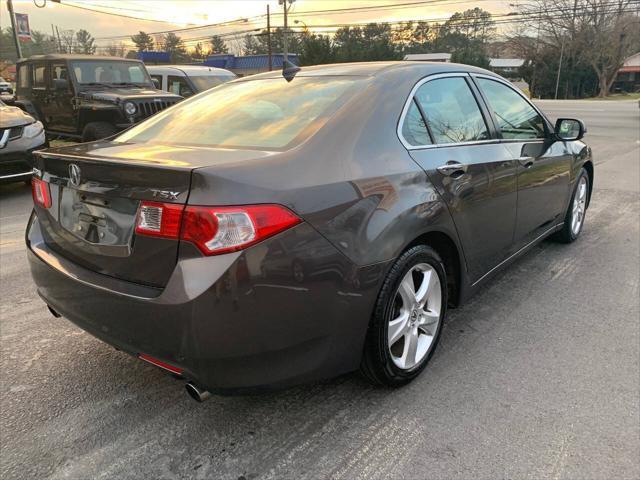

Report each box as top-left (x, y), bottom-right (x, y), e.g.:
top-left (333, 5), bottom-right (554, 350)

top-left (279, 0), bottom-right (295, 63)
top-left (7, 0), bottom-right (23, 59)
top-left (554, 39), bottom-right (565, 100)
top-left (267, 4), bottom-right (272, 71)
top-left (55, 26), bottom-right (63, 53)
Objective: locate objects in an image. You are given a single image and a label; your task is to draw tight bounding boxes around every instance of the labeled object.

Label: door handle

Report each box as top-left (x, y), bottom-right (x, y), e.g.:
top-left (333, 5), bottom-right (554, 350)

top-left (518, 156), bottom-right (535, 168)
top-left (437, 161), bottom-right (467, 177)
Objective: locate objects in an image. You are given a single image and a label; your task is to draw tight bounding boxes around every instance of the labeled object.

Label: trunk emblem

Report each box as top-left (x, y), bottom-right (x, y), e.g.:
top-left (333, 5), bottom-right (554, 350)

top-left (69, 164), bottom-right (81, 186)
top-left (151, 189), bottom-right (180, 200)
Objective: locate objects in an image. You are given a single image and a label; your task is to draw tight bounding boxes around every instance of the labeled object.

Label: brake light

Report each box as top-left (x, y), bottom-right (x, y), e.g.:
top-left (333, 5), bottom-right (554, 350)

top-left (31, 178), bottom-right (51, 209)
top-left (181, 204), bottom-right (302, 255)
top-left (135, 202), bottom-right (301, 254)
top-left (135, 201), bottom-right (184, 239)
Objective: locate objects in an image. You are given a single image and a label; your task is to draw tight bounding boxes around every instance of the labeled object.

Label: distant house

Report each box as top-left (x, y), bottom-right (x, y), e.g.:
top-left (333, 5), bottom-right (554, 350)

top-left (203, 54), bottom-right (299, 77)
top-left (403, 53), bottom-right (451, 62)
top-left (489, 58), bottom-right (525, 78)
top-left (612, 52), bottom-right (640, 93)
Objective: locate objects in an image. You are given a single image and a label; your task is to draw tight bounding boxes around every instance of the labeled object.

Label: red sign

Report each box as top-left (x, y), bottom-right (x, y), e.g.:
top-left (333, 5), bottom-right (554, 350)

top-left (15, 13), bottom-right (31, 42)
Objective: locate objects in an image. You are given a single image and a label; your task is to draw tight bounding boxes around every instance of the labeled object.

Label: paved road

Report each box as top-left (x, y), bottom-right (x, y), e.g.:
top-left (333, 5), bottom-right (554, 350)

top-left (1, 100), bottom-right (638, 480)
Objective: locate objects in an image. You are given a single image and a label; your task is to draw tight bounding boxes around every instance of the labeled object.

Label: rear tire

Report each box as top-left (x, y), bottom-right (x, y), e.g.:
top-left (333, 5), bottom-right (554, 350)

top-left (82, 122), bottom-right (118, 142)
top-left (554, 168), bottom-right (589, 243)
top-left (360, 245), bottom-right (447, 387)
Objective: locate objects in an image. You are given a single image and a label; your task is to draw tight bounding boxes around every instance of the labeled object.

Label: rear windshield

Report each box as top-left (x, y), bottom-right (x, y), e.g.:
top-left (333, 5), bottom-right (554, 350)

top-left (114, 76), bottom-right (363, 150)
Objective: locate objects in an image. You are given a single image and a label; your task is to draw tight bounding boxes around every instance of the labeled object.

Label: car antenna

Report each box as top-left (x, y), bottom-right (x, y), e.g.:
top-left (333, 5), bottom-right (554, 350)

top-left (282, 60), bottom-right (300, 83)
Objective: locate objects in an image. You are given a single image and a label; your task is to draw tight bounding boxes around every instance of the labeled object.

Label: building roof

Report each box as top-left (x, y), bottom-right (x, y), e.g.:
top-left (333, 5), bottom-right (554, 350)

top-left (403, 53), bottom-right (451, 61)
top-left (619, 52), bottom-right (640, 72)
top-left (489, 58), bottom-right (525, 68)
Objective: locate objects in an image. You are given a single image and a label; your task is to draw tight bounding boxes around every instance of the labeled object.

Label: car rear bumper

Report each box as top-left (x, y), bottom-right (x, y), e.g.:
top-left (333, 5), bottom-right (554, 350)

top-left (26, 212), bottom-right (385, 392)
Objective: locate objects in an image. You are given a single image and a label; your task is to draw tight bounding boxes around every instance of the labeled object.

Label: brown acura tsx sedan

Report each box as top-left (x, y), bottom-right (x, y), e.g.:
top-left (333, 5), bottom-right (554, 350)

top-left (27, 62), bottom-right (592, 400)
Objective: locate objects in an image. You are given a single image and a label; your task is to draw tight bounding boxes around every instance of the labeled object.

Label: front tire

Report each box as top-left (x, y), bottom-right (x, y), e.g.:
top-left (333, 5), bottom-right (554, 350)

top-left (360, 245), bottom-right (447, 387)
top-left (82, 122), bottom-right (118, 142)
top-left (554, 168), bottom-right (590, 243)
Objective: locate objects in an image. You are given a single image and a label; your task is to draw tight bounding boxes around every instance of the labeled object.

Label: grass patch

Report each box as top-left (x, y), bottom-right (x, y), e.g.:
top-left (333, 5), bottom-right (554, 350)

top-left (586, 92), bottom-right (640, 101)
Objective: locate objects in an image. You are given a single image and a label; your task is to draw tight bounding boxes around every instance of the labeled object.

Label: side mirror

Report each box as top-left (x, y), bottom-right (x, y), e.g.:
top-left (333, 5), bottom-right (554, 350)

top-left (53, 78), bottom-right (69, 91)
top-left (151, 78), bottom-right (161, 89)
top-left (555, 118), bottom-right (586, 141)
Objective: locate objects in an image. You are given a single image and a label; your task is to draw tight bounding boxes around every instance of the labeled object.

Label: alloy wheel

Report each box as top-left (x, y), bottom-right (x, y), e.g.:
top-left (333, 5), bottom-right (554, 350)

top-left (571, 176), bottom-right (588, 236)
top-left (388, 263), bottom-right (442, 370)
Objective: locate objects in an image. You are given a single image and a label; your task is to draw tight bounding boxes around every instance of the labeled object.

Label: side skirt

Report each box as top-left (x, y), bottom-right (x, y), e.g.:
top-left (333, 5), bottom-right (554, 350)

top-left (470, 222), bottom-right (564, 289)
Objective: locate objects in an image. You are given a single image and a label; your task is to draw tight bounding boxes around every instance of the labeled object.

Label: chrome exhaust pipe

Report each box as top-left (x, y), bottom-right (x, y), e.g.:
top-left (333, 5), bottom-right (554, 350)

top-left (185, 381), bottom-right (211, 403)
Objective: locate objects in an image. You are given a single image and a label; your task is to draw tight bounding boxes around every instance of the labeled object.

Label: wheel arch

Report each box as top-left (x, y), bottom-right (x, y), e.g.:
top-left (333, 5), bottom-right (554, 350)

top-left (404, 230), bottom-right (463, 307)
top-left (78, 107), bottom-right (120, 131)
top-left (582, 160), bottom-right (594, 208)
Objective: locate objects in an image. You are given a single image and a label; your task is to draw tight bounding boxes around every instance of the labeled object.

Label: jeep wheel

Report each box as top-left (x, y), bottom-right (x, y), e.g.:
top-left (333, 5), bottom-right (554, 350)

top-left (82, 122), bottom-right (118, 142)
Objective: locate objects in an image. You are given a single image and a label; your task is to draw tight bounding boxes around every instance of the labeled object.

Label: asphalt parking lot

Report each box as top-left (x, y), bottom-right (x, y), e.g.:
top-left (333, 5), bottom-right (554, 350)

top-left (1, 99), bottom-right (638, 480)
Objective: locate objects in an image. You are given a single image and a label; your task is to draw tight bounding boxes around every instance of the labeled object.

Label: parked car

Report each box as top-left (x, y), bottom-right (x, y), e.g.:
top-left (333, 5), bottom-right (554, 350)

top-left (14, 54), bottom-right (182, 142)
top-left (0, 99), bottom-right (47, 184)
top-left (147, 65), bottom-right (236, 97)
top-left (26, 62), bottom-right (593, 400)
top-left (0, 76), bottom-right (13, 95)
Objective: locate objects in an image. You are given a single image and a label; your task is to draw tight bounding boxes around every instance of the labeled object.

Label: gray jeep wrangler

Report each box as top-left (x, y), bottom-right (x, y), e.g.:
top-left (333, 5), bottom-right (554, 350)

top-left (15, 54), bottom-right (182, 142)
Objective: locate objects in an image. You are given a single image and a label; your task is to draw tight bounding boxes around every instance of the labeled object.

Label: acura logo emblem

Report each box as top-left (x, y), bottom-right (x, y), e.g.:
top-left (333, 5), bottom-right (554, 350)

top-left (69, 163), bottom-right (81, 186)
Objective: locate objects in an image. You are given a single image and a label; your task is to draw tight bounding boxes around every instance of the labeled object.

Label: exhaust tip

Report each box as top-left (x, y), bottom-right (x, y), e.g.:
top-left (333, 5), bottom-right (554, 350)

top-left (185, 381), bottom-right (211, 403)
top-left (47, 305), bottom-right (61, 318)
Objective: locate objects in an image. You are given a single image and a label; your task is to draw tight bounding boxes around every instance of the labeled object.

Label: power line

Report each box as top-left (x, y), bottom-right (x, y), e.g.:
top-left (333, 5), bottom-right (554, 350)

top-left (93, 0), bottom-right (496, 41)
top-left (57, 0), bottom-right (187, 25)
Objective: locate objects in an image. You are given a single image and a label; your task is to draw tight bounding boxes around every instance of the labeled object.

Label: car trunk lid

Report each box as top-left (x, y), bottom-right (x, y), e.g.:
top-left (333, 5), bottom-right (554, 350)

top-left (32, 143), bottom-right (199, 287)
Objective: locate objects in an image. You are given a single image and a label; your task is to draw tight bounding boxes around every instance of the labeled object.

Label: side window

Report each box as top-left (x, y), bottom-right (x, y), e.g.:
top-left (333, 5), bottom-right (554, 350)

top-left (52, 64), bottom-right (68, 81)
top-left (168, 75), bottom-right (194, 97)
top-left (476, 78), bottom-right (546, 140)
top-left (401, 100), bottom-right (432, 146)
top-left (414, 77), bottom-right (489, 144)
top-left (150, 74), bottom-right (164, 90)
top-left (18, 65), bottom-right (29, 88)
top-left (33, 64), bottom-right (46, 88)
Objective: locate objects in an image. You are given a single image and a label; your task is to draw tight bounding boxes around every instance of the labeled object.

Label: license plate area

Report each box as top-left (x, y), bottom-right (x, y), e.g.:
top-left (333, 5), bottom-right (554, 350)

top-left (59, 186), bottom-right (137, 249)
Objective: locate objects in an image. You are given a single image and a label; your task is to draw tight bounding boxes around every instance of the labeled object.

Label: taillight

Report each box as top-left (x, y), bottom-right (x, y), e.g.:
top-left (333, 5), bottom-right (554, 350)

top-left (31, 178), bottom-right (51, 209)
top-left (181, 204), bottom-right (302, 255)
top-left (135, 201), bottom-right (184, 239)
top-left (135, 201), bottom-right (302, 255)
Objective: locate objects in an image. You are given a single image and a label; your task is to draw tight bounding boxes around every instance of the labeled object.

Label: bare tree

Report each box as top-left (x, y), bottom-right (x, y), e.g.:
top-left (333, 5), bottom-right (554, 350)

top-left (514, 0), bottom-right (640, 97)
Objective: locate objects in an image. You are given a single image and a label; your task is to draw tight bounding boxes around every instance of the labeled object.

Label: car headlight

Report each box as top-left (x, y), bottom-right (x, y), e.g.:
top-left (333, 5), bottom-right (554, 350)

top-left (124, 102), bottom-right (137, 116)
top-left (23, 121), bottom-right (44, 139)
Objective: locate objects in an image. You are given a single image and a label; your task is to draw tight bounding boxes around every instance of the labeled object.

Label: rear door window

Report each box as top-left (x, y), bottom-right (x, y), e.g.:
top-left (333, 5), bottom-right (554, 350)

top-left (32, 64), bottom-right (46, 88)
top-left (18, 65), bottom-right (29, 88)
top-left (414, 77), bottom-right (489, 144)
top-left (401, 100), bottom-right (432, 146)
top-left (168, 75), bottom-right (194, 97)
top-left (476, 78), bottom-right (547, 139)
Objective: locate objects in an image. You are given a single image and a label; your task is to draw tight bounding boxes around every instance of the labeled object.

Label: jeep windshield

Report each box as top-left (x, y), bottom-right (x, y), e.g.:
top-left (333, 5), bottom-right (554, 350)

top-left (70, 60), bottom-right (153, 88)
top-left (113, 76), bottom-right (364, 150)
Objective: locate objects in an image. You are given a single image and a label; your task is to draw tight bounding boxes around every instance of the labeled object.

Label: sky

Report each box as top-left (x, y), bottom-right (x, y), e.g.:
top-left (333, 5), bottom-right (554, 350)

top-left (1, 0), bottom-right (510, 51)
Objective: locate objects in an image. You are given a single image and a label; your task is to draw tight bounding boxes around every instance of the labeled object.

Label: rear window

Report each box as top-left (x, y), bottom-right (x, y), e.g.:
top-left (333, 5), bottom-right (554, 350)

top-left (114, 77), bottom-right (362, 150)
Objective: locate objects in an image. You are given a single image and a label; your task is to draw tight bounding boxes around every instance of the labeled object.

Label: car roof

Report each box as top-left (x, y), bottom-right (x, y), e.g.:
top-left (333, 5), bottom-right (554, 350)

top-left (17, 54), bottom-right (141, 64)
top-left (146, 65), bottom-right (235, 76)
top-left (241, 61), bottom-right (498, 80)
